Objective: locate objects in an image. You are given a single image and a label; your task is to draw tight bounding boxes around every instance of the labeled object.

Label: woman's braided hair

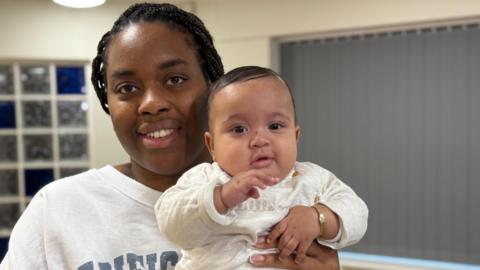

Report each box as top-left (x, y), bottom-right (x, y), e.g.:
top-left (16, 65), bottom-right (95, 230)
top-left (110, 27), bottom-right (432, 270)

top-left (91, 2), bottom-right (224, 114)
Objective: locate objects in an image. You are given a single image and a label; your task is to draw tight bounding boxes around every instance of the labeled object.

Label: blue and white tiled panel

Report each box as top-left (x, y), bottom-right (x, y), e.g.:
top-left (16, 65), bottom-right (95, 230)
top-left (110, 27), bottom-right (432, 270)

top-left (0, 167), bottom-right (88, 199)
top-left (0, 64), bottom-right (88, 258)
top-left (15, 65), bottom-right (85, 95)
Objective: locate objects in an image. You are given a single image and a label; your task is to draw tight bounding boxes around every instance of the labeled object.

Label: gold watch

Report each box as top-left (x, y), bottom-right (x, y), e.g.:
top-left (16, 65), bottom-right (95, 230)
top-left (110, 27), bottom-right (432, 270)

top-left (311, 204), bottom-right (326, 237)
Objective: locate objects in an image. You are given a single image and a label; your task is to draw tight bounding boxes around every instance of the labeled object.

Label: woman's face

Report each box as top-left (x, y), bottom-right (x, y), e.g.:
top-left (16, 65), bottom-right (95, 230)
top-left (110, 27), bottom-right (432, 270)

top-left (105, 22), bottom-right (208, 181)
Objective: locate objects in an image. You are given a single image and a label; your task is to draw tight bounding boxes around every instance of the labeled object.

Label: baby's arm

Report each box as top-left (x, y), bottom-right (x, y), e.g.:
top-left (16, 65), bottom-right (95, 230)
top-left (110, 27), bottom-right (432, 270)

top-left (155, 163), bottom-right (228, 249)
top-left (266, 205), bottom-right (340, 263)
top-left (266, 162), bottom-right (368, 262)
top-left (155, 164), bottom-right (279, 249)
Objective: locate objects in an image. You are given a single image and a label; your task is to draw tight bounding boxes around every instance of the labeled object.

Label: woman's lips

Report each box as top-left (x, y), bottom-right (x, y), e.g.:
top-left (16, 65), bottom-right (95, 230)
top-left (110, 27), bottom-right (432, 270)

top-left (140, 128), bottom-right (180, 149)
top-left (145, 128), bottom-right (175, 138)
top-left (137, 119), bottom-right (182, 149)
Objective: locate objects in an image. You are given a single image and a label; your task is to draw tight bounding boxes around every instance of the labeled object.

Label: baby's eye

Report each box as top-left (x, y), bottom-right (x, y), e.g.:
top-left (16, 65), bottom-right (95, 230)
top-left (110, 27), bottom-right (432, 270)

top-left (232, 126), bottom-right (248, 134)
top-left (116, 84), bottom-right (139, 95)
top-left (166, 76), bottom-right (187, 86)
top-left (269, 123), bottom-right (284, 130)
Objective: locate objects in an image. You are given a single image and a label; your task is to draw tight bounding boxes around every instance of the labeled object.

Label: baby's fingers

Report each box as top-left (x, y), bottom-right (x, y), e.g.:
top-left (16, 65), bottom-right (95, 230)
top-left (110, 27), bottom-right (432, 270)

top-left (267, 220), bottom-right (287, 244)
top-left (294, 241), bottom-right (310, 264)
top-left (278, 237), bottom-right (299, 260)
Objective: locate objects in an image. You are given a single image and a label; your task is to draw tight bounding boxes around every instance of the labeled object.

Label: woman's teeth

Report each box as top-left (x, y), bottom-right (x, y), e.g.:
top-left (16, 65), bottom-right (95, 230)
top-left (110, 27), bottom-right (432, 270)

top-left (146, 129), bottom-right (174, 138)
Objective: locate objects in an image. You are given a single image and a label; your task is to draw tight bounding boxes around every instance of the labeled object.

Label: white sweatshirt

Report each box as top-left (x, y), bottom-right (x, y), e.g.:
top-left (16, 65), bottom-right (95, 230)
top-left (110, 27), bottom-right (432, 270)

top-left (0, 166), bottom-right (179, 270)
top-left (155, 162), bottom-right (368, 270)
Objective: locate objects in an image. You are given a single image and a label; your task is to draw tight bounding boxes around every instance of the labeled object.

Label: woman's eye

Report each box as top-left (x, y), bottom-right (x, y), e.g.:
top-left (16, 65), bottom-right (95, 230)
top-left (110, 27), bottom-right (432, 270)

top-left (269, 123), bottom-right (284, 130)
top-left (232, 126), bottom-right (248, 134)
top-left (116, 84), bottom-right (138, 95)
top-left (166, 76), bottom-right (186, 86)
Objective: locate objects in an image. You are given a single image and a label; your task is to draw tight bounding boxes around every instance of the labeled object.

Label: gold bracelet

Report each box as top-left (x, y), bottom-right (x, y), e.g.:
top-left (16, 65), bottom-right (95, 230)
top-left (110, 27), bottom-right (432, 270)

top-left (311, 204), bottom-right (326, 237)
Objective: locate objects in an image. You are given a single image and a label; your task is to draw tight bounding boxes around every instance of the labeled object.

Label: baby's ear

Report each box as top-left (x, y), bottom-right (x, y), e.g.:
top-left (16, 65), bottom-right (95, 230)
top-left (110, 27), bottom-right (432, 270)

top-left (204, 131), bottom-right (215, 161)
top-left (295, 126), bottom-right (301, 143)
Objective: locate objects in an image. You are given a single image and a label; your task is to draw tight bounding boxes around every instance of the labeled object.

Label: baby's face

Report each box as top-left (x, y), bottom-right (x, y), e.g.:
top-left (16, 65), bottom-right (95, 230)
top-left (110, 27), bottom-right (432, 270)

top-left (205, 76), bottom-right (299, 179)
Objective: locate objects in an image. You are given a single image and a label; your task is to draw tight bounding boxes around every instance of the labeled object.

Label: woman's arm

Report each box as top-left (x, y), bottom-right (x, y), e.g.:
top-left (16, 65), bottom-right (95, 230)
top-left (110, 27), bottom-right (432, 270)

top-left (251, 241), bottom-right (340, 270)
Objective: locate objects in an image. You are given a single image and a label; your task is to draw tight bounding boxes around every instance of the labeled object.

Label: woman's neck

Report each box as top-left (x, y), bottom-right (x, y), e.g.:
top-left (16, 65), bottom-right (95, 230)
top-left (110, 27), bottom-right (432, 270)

top-left (115, 150), bottom-right (212, 192)
top-left (114, 163), bottom-right (177, 191)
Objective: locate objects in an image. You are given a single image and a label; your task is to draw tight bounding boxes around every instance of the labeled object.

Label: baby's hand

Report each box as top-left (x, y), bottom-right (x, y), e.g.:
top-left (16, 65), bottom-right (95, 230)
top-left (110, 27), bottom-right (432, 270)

top-left (267, 205), bottom-right (320, 263)
top-left (221, 170), bottom-right (279, 209)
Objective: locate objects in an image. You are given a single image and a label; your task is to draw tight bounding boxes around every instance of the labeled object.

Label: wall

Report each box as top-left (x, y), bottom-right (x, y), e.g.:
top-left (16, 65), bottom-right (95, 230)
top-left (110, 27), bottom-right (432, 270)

top-left (1, 0), bottom-right (480, 168)
top-left (197, 0), bottom-right (480, 71)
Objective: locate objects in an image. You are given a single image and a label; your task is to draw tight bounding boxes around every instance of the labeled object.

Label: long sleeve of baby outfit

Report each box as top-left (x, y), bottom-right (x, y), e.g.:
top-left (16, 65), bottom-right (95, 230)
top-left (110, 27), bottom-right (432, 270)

top-left (298, 162), bottom-right (369, 249)
top-left (155, 163), bottom-right (238, 249)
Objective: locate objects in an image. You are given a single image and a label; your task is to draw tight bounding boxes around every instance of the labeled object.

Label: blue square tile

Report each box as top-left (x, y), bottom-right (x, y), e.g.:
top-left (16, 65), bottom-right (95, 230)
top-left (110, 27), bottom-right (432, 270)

top-left (25, 168), bottom-right (53, 196)
top-left (0, 237), bottom-right (8, 261)
top-left (56, 67), bottom-right (85, 94)
top-left (0, 101), bottom-right (16, 129)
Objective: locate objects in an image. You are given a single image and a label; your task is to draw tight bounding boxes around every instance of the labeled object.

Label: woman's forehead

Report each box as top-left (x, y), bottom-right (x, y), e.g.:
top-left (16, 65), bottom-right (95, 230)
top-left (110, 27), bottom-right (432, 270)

top-left (113, 22), bottom-right (192, 48)
top-left (106, 22), bottom-right (199, 71)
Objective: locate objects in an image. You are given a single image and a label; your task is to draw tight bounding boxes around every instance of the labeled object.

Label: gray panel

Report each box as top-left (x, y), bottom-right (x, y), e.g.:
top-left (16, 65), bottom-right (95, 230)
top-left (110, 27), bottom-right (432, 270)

top-left (281, 26), bottom-right (480, 264)
top-left (467, 26), bottom-right (480, 262)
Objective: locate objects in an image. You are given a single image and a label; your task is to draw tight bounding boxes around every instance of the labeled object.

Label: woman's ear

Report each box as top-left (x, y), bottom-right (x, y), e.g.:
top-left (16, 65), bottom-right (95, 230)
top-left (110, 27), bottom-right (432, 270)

top-left (295, 126), bottom-right (301, 143)
top-left (204, 131), bottom-right (215, 161)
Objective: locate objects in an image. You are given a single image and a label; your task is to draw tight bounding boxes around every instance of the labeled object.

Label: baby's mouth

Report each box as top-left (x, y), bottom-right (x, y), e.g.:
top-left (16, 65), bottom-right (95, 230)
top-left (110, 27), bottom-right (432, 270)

top-left (250, 155), bottom-right (274, 169)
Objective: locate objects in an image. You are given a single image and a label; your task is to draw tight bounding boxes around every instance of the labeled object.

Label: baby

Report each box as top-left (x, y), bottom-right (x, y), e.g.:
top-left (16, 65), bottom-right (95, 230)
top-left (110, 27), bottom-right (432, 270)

top-left (155, 66), bottom-right (368, 269)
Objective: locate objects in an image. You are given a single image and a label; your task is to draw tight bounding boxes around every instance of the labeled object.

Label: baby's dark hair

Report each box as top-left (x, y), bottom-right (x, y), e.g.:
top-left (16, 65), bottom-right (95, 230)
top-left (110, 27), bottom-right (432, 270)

top-left (91, 2), bottom-right (224, 114)
top-left (207, 65), bottom-right (297, 124)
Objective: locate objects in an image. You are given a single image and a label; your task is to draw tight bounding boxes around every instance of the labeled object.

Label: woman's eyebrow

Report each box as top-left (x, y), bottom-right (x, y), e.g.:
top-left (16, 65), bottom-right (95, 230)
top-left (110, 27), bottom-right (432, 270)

top-left (158, 59), bottom-right (188, 70)
top-left (111, 69), bottom-right (135, 79)
top-left (110, 59), bottom-right (188, 79)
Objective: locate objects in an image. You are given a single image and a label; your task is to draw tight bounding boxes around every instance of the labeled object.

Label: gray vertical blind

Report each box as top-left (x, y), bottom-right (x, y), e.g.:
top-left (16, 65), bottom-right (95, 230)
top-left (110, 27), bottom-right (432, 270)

top-left (281, 25), bottom-right (480, 264)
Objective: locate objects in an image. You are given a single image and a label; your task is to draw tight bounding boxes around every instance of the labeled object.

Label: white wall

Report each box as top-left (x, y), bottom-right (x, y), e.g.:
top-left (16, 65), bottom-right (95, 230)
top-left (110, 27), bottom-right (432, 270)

top-left (198, 0), bottom-right (480, 71)
top-left (2, 0), bottom-right (480, 168)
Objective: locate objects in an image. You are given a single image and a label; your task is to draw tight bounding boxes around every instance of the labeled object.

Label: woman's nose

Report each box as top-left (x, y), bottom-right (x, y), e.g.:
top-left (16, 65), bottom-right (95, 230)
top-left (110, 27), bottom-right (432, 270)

top-left (138, 87), bottom-right (171, 115)
top-left (249, 131), bottom-right (269, 148)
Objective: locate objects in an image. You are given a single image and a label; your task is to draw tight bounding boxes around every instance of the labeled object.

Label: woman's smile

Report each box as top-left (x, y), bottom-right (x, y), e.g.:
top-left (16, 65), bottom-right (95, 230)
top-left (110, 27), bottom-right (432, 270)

top-left (139, 127), bottom-right (181, 149)
top-left (137, 118), bottom-right (182, 149)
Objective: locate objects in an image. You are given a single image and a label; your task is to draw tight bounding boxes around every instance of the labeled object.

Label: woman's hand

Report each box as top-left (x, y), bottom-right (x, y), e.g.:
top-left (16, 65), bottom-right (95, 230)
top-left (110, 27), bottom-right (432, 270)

top-left (250, 238), bottom-right (340, 270)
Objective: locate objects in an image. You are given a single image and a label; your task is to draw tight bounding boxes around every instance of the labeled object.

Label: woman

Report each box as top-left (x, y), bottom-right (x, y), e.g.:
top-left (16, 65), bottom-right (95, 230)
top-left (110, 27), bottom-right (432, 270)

top-left (0, 3), bottom-right (340, 269)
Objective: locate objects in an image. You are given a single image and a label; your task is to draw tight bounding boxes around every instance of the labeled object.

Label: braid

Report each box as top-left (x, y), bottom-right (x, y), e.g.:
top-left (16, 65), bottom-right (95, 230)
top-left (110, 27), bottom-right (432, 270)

top-left (91, 3), bottom-right (224, 114)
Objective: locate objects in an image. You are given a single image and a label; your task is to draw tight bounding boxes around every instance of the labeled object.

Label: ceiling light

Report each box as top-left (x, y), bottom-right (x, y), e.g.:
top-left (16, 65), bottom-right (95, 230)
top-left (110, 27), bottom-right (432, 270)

top-left (53, 0), bottom-right (106, 8)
